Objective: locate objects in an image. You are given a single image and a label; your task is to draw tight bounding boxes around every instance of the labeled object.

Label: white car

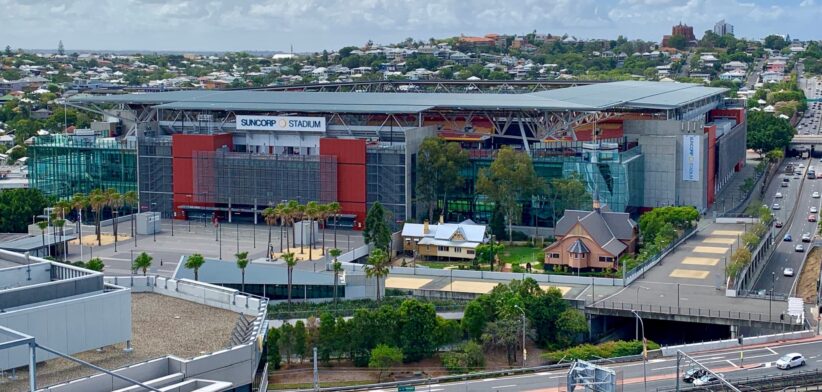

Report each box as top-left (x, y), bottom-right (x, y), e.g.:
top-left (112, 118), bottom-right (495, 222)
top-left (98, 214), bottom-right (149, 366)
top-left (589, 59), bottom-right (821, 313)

top-left (812, 206), bottom-right (819, 213)
top-left (772, 203), bottom-right (781, 210)
top-left (693, 373), bottom-right (723, 386)
top-left (776, 353), bottom-right (805, 369)
top-left (813, 192), bottom-right (820, 198)
top-left (784, 267), bottom-right (795, 276)
top-left (802, 233), bottom-right (812, 242)
top-left (796, 244), bottom-right (805, 252)
top-left (775, 192), bottom-right (783, 198)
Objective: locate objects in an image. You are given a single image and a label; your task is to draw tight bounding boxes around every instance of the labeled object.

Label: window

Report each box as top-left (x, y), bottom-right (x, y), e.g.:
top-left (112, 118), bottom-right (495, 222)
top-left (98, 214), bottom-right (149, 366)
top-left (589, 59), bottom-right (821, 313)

top-left (438, 246), bottom-right (449, 252)
top-left (549, 253), bottom-right (560, 259)
top-left (466, 250), bottom-right (475, 255)
top-left (599, 256), bottom-right (614, 262)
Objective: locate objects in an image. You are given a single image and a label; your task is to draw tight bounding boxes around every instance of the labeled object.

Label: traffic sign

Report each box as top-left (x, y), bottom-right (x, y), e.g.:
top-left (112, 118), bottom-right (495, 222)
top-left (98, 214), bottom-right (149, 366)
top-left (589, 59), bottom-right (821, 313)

top-left (398, 386), bottom-right (416, 392)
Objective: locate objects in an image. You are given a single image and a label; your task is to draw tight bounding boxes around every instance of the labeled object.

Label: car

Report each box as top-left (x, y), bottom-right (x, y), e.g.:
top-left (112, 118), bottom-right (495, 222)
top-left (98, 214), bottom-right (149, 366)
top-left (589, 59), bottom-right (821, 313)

top-left (810, 214), bottom-right (818, 222)
top-left (800, 163), bottom-right (806, 168)
top-left (812, 206), bottom-right (819, 213)
top-left (802, 233), bottom-right (812, 242)
top-left (775, 192), bottom-right (783, 198)
top-left (796, 244), bottom-right (805, 252)
top-left (776, 353), bottom-right (806, 369)
top-left (772, 203), bottom-right (781, 210)
top-left (682, 368), bottom-right (707, 383)
top-left (693, 373), bottom-right (723, 386)
top-left (784, 267), bottom-right (795, 277)
top-left (813, 192), bottom-right (820, 198)
top-left (782, 181), bottom-right (789, 187)
top-left (784, 234), bottom-right (793, 242)
top-left (775, 220), bottom-right (784, 228)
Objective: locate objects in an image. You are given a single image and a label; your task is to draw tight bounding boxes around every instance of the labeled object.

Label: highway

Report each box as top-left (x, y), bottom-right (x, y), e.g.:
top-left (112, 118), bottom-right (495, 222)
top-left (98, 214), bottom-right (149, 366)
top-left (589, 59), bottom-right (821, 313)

top-left (396, 338), bottom-right (822, 391)
top-left (751, 73), bottom-right (822, 296)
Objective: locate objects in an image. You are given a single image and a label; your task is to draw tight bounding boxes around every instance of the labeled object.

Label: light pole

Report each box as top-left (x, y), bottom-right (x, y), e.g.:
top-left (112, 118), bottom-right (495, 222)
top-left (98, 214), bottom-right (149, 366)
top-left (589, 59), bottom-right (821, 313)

top-left (151, 203), bottom-right (157, 242)
top-left (630, 310), bottom-right (647, 392)
top-left (770, 272), bottom-right (775, 321)
top-left (514, 305), bottom-right (527, 368)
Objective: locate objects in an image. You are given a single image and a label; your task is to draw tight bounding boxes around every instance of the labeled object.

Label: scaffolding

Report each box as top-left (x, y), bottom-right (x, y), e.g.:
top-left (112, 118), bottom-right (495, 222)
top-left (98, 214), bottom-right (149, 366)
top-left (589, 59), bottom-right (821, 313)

top-left (28, 135), bottom-right (137, 200)
top-left (367, 143), bottom-right (407, 228)
top-left (193, 150), bottom-right (337, 207)
top-left (137, 137), bottom-right (173, 217)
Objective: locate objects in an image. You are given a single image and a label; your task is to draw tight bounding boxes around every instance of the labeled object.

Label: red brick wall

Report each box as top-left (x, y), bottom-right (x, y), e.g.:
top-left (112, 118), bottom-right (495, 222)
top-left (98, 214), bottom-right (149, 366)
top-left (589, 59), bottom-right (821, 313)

top-left (704, 125), bottom-right (717, 207)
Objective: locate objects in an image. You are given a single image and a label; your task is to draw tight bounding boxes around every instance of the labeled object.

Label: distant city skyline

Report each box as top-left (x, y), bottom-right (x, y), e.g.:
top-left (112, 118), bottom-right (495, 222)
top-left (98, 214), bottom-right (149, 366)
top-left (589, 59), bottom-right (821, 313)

top-left (0, 0), bottom-right (818, 53)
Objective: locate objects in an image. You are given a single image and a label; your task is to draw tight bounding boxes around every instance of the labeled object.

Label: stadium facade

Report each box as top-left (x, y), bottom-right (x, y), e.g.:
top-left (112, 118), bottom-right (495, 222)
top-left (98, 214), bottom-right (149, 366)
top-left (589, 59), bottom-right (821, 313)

top-left (48, 81), bottom-right (746, 228)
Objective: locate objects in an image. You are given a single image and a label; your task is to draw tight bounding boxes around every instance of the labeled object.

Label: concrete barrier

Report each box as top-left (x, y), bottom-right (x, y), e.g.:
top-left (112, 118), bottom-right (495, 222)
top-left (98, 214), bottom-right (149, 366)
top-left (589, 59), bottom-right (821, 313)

top-left (661, 330), bottom-right (816, 356)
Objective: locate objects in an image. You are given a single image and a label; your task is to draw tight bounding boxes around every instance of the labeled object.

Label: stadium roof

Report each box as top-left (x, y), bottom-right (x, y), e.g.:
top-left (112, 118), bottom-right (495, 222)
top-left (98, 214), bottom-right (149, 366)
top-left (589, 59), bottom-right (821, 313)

top-left (69, 81), bottom-right (727, 113)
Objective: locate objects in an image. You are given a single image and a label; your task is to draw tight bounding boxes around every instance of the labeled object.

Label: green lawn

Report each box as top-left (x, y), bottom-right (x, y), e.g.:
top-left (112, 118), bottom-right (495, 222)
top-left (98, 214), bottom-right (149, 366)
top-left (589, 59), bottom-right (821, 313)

top-left (499, 246), bottom-right (544, 266)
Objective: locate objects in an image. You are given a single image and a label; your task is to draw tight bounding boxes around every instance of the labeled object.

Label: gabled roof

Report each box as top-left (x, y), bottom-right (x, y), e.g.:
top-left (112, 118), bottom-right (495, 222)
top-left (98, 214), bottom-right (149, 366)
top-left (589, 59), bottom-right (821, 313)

top-left (401, 221), bottom-right (487, 244)
top-left (553, 208), bottom-right (635, 256)
top-left (568, 239), bottom-right (590, 254)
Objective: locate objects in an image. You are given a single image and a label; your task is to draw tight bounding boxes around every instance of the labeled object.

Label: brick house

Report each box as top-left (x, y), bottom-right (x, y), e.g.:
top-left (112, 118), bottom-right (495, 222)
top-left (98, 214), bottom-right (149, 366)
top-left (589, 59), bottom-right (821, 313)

top-left (543, 199), bottom-right (637, 270)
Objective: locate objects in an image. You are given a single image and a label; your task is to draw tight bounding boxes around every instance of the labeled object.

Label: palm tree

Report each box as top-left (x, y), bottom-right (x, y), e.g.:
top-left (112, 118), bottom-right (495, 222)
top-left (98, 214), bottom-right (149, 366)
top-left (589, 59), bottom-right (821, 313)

top-left (52, 218), bottom-right (66, 261)
top-left (36, 221), bottom-right (48, 247)
top-left (235, 251), bottom-right (249, 292)
top-left (105, 188), bottom-right (122, 247)
top-left (366, 248), bottom-right (390, 303)
top-left (329, 248), bottom-right (343, 303)
top-left (286, 200), bottom-right (300, 251)
top-left (53, 200), bottom-right (71, 259)
top-left (262, 206), bottom-right (276, 261)
top-left (86, 257), bottom-right (105, 272)
top-left (88, 189), bottom-right (107, 246)
top-left (185, 253), bottom-right (206, 281)
top-left (305, 201), bottom-right (320, 260)
top-left (71, 193), bottom-right (87, 247)
top-left (294, 202), bottom-right (306, 254)
top-left (318, 204), bottom-right (330, 256)
top-left (133, 251), bottom-right (153, 276)
top-left (283, 252), bottom-right (297, 305)
top-left (274, 202), bottom-right (286, 253)
top-left (327, 202), bottom-right (341, 248)
top-left (123, 190), bottom-right (138, 238)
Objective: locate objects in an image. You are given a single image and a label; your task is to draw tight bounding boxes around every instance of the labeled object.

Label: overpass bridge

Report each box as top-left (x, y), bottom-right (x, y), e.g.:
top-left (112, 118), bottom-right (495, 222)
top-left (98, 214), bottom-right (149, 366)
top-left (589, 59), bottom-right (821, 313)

top-left (789, 135), bottom-right (822, 155)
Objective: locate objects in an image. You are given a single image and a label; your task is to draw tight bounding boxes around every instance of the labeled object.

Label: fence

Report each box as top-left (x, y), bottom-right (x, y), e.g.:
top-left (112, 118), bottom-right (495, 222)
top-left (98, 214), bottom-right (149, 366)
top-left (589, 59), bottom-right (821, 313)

top-left (661, 329), bottom-right (815, 356)
top-left (388, 265), bottom-right (626, 287)
top-left (732, 226), bottom-right (775, 294)
top-left (656, 368), bottom-right (822, 391)
top-left (589, 301), bottom-right (800, 325)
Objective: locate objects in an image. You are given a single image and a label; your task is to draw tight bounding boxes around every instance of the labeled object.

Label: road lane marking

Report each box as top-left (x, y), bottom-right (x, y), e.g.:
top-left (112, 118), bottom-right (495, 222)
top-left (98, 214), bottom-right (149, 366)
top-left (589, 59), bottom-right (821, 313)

top-left (482, 378), bottom-right (496, 381)
top-left (727, 359), bottom-right (739, 368)
top-left (766, 347), bottom-right (778, 355)
top-left (669, 269), bottom-right (710, 279)
top-left (494, 385), bottom-right (518, 388)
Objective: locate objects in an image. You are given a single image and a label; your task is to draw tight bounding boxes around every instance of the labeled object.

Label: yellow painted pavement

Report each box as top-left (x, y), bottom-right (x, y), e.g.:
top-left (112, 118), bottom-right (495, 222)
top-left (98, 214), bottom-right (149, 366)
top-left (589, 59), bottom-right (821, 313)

top-left (692, 246), bottom-right (729, 254)
top-left (711, 230), bottom-right (744, 236)
top-left (702, 238), bottom-right (737, 245)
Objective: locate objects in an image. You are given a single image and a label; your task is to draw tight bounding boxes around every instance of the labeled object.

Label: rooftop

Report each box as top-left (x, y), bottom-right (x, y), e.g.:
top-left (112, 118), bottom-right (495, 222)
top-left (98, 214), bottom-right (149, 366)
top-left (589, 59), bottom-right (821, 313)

top-left (69, 81), bottom-right (729, 113)
top-left (3, 293), bottom-right (242, 392)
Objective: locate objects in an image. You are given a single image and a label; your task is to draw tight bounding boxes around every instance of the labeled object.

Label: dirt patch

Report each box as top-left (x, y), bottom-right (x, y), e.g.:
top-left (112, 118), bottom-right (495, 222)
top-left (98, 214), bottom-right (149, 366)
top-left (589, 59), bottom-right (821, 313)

top-left (797, 246), bottom-right (822, 303)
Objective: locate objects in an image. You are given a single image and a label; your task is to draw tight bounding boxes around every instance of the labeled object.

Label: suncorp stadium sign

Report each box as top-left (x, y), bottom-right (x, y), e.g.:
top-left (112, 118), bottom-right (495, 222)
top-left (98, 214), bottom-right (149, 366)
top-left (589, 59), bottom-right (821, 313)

top-left (236, 115), bottom-right (326, 132)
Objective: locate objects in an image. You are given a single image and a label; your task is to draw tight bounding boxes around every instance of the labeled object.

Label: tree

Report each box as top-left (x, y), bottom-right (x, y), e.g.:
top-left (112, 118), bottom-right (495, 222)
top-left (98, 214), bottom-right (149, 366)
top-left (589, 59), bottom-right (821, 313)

top-left (546, 175), bottom-right (593, 226)
top-left (279, 322), bottom-right (294, 365)
top-left (318, 312), bottom-right (336, 364)
top-left (85, 257), bottom-right (105, 272)
top-left (475, 241), bottom-right (504, 271)
top-left (327, 201), bottom-right (341, 248)
top-left (266, 327), bottom-right (282, 369)
top-left (0, 189), bottom-right (52, 233)
top-left (123, 190), bottom-right (138, 239)
top-left (476, 147), bottom-right (545, 244)
top-left (368, 344), bottom-right (403, 382)
top-left (305, 201), bottom-right (320, 260)
top-left (293, 320), bottom-right (308, 363)
top-left (746, 111), bottom-right (794, 155)
top-left (481, 317), bottom-right (522, 365)
top-left (638, 206), bottom-right (699, 244)
top-left (133, 251), bottom-right (153, 276)
top-left (415, 137), bottom-right (469, 221)
top-left (398, 299), bottom-right (438, 362)
top-left (366, 248), bottom-right (390, 303)
top-left (555, 309), bottom-right (589, 348)
top-left (36, 221), bottom-right (48, 247)
top-left (235, 251), bottom-right (249, 292)
top-left (764, 35), bottom-right (787, 50)
top-left (526, 287), bottom-right (569, 347)
top-left (363, 201), bottom-right (391, 251)
top-left (462, 300), bottom-right (490, 341)
top-left (105, 188), bottom-right (122, 247)
top-left (185, 253), bottom-right (206, 281)
top-left (329, 248), bottom-right (343, 303)
top-left (283, 252), bottom-right (297, 304)
top-left (667, 35), bottom-right (688, 50)
top-left (52, 218), bottom-right (66, 260)
top-left (70, 193), bottom-right (87, 244)
top-left (88, 189), bottom-right (107, 246)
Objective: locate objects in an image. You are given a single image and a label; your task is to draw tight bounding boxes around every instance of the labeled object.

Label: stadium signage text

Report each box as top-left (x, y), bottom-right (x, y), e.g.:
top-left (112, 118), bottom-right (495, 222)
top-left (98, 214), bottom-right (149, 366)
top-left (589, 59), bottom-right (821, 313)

top-left (236, 115), bottom-right (327, 132)
top-left (682, 134), bottom-right (700, 182)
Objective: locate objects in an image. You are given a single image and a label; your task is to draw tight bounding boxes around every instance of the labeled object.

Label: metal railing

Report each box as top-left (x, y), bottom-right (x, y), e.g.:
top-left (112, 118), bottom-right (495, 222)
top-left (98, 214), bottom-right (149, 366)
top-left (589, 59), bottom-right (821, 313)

top-left (657, 368), bottom-right (822, 391)
top-left (623, 227), bottom-right (697, 285)
top-left (588, 301), bottom-right (798, 325)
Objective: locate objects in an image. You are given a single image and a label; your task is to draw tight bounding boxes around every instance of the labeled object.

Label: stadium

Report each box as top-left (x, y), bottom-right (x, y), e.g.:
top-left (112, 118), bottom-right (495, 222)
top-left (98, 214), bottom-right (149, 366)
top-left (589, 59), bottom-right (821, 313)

top-left (33, 80), bottom-right (746, 229)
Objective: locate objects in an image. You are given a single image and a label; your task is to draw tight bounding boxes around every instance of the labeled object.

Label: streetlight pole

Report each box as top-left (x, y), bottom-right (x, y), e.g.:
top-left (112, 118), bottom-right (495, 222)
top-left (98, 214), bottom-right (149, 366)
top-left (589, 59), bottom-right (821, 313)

top-left (151, 203), bottom-right (157, 242)
top-left (514, 305), bottom-right (527, 368)
top-left (770, 272), bottom-right (775, 321)
top-left (630, 310), bottom-right (647, 392)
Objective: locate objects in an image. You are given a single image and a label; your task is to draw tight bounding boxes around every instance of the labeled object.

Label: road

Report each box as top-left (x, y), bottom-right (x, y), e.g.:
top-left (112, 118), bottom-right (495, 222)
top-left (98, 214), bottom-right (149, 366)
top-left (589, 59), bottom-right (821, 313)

top-left (751, 72), bottom-right (822, 296)
top-left (393, 338), bottom-right (822, 391)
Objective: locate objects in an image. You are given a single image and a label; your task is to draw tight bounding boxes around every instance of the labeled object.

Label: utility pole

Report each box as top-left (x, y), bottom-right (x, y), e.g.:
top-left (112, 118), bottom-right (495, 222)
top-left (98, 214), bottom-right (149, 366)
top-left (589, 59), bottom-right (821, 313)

top-left (313, 347), bottom-right (319, 391)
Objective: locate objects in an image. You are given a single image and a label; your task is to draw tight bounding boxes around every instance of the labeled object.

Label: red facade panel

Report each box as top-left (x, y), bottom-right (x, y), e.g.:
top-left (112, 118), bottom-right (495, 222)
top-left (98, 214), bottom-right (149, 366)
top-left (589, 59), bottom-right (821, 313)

top-left (320, 138), bottom-right (367, 229)
top-left (171, 134), bottom-right (234, 218)
top-left (704, 125), bottom-right (717, 207)
top-left (709, 108), bottom-right (745, 125)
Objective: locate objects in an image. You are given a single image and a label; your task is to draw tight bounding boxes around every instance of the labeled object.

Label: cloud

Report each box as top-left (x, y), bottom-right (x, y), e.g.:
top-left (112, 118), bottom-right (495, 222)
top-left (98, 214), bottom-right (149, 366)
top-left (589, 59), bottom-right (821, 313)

top-left (0, 0), bottom-right (814, 51)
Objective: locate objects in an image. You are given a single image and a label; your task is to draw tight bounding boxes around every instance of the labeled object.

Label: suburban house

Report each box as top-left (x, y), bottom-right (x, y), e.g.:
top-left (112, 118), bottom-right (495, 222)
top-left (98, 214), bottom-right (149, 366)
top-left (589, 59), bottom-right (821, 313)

top-left (401, 218), bottom-right (488, 260)
top-left (543, 199), bottom-right (637, 270)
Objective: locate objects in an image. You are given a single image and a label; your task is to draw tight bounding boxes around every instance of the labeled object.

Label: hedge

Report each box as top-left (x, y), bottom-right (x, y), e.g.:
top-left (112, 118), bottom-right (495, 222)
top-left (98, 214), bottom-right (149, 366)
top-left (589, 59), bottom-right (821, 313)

top-left (541, 340), bottom-right (660, 363)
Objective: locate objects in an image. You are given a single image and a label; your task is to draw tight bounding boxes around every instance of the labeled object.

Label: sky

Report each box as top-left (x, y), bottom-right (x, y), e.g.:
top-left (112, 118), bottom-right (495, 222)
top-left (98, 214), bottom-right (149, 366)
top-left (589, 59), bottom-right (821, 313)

top-left (0, 0), bottom-right (819, 53)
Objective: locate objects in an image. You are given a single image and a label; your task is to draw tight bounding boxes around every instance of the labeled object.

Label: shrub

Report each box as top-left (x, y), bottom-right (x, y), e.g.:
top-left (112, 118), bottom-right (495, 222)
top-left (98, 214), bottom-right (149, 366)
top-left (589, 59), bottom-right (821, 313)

top-left (440, 341), bottom-right (485, 374)
top-left (541, 340), bottom-right (660, 363)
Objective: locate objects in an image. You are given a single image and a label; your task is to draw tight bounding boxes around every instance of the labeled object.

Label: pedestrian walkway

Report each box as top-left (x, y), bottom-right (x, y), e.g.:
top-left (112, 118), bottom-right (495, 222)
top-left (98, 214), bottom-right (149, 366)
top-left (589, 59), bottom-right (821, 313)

top-left (708, 153), bottom-right (759, 215)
